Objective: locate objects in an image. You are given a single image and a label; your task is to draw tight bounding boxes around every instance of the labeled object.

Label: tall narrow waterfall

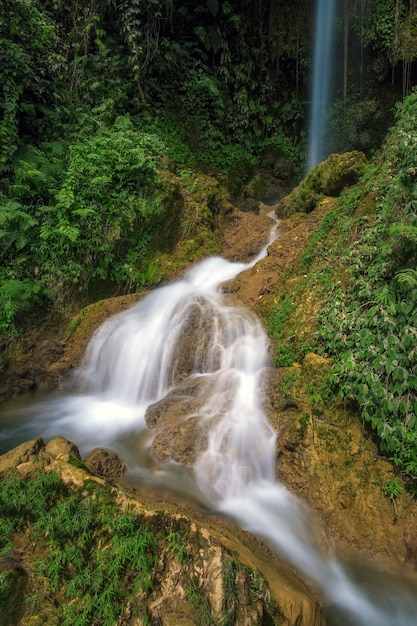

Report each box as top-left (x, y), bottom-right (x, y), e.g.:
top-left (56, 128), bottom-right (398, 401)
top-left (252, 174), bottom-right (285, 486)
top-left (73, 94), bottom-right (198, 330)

top-left (2, 220), bottom-right (417, 624)
top-left (307, 0), bottom-right (337, 170)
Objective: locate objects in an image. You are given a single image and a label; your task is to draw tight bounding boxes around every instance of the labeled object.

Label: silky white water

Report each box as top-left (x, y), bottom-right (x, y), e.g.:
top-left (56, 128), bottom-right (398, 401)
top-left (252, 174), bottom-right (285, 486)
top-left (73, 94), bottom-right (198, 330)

top-left (307, 0), bottom-right (336, 170)
top-left (1, 220), bottom-right (417, 624)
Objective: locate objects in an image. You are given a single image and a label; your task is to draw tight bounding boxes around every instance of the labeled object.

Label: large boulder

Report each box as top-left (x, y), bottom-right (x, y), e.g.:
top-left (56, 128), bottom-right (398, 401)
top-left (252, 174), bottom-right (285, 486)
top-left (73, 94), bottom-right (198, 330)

top-left (276, 151), bottom-right (367, 216)
top-left (83, 447), bottom-right (127, 482)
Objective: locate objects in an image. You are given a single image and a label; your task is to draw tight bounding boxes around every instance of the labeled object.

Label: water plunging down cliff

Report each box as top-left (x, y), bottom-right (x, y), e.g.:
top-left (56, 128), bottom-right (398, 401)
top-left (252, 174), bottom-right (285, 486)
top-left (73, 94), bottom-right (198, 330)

top-left (308, 0), bottom-right (336, 170)
top-left (2, 211), bottom-right (417, 625)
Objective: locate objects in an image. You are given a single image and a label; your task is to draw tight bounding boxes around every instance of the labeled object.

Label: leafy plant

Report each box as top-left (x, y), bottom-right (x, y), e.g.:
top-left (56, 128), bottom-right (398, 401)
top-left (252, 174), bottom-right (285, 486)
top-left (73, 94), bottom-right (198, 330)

top-left (0, 0), bottom-right (58, 170)
top-left (314, 88), bottom-right (417, 483)
top-left (0, 471), bottom-right (159, 625)
top-left (166, 531), bottom-right (189, 564)
top-left (381, 476), bottom-right (404, 500)
top-left (0, 114), bottom-right (167, 336)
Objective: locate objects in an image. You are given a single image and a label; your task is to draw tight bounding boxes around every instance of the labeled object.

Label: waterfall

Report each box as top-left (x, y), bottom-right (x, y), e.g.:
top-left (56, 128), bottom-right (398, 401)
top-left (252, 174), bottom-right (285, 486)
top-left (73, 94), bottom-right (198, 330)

top-left (2, 219), bottom-right (417, 624)
top-left (307, 0), bottom-right (337, 171)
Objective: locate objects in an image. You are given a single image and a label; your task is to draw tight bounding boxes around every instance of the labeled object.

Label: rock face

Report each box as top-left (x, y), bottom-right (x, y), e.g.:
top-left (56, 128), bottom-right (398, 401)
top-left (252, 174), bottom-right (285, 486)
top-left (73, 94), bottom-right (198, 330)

top-left (144, 377), bottom-right (214, 465)
top-left (276, 151), bottom-right (367, 216)
top-left (263, 357), bottom-right (417, 570)
top-left (0, 438), bottom-right (326, 626)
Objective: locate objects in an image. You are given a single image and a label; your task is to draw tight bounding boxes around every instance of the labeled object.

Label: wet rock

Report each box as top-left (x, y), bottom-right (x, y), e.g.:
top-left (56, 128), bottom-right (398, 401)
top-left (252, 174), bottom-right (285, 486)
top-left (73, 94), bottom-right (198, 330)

top-left (266, 361), bottom-right (417, 566)
top-left (83, 447), bottom-right (127, 482)
top-left (231, 200), bottom-right (333, 308)
top-left (0, 436), bottom-right (106, 487)
top-left (145, 377), bottom-right (213, 465)
top-left (220, 208), bottom-right (274, 263)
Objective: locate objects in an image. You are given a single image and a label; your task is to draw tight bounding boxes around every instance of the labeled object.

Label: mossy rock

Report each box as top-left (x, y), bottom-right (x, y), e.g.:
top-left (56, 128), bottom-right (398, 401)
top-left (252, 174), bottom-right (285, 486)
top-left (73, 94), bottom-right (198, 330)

top-left (226, 158), bottom-right (257, 198)
top-left (277, 151), bottom-right (367, 216)
top-left (260, 145), bottom-right (294, 181)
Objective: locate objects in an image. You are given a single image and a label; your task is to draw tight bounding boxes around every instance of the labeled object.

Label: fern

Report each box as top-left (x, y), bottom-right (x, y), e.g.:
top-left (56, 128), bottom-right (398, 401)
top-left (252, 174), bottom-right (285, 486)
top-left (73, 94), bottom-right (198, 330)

top-left (0, 277), bottom-right (52, 334)
top-left (0, 200), bottom-right (37, 256)
top-left (396, 268), bottom-right (417, 288)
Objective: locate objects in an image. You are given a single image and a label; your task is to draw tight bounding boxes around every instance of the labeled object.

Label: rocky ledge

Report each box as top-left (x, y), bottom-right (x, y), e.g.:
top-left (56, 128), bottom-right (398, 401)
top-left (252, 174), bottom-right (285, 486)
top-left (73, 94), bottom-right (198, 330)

top-left (0, 436), bottom-right (325, 626)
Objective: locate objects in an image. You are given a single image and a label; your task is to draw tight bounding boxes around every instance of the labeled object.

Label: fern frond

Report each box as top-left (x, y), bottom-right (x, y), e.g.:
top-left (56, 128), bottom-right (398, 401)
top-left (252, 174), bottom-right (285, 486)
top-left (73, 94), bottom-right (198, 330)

top-left (396, 268), bottom-right (417, 288)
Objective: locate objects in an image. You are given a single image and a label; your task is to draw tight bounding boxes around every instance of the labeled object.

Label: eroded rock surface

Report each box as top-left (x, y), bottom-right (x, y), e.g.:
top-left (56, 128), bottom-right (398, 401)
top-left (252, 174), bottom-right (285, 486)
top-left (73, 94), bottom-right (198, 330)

top-left (83, 447), bottom-right (127, 482)
top-left (145, 377), bottom-right (212, 466)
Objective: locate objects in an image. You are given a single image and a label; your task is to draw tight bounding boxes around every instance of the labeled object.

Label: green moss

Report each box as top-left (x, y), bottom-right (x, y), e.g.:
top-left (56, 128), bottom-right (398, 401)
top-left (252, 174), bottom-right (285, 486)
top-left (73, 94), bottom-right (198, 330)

top-left (281, 151), bottom-right (367, 216)
top-left (67, 456), bottom-right (90, 472)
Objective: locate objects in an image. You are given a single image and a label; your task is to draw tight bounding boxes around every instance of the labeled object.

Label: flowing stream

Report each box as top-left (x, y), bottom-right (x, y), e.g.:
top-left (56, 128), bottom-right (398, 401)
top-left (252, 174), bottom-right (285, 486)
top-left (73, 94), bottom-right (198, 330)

top-left (2, 219), bottom-right (417, 625)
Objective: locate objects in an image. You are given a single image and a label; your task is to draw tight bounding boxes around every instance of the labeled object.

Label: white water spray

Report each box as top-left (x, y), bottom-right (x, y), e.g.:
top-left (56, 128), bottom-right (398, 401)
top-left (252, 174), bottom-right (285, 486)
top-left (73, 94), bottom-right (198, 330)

top-left (308, 0), bottom-right (337, 170)
top-left (2, 218), bottom-right (417, 624)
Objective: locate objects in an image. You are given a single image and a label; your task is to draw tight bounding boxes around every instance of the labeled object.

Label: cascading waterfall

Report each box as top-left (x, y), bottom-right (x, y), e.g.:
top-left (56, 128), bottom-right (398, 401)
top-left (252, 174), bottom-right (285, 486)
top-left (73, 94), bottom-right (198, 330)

top-left (2, 219), bottom-right (417, 625)
top-left (307, 0), bottom-right (337, 171)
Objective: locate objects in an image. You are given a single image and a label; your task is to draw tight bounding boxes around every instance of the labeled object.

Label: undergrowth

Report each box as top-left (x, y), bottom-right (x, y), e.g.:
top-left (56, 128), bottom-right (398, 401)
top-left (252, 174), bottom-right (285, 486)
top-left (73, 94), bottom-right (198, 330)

top-left (308, 89), bottom-right (417, 485)
top-left (0, 470), bottom-right (278, 625)
top-left (267, 89), bottom-right (417, 487)
top-left (0, 472), bottom-right (158, 625)
top-left (267, 292), bottom-right (314, 367)
top-left (0, 114), bottom-right (166, 337)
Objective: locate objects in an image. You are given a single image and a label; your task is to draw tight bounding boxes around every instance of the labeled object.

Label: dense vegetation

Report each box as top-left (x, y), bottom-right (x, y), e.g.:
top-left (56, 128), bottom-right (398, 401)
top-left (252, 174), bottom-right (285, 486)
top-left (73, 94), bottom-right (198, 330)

top-left (317, 91), bottom-right (417, 486)
top-left (1, 0), bottom-right (417, 339)
top-left (267, 88), bottom-right (417, 487)
top-left (0, 472), bottom-right (158, 624)
top-left (0, 0), bottom-right (417, 492)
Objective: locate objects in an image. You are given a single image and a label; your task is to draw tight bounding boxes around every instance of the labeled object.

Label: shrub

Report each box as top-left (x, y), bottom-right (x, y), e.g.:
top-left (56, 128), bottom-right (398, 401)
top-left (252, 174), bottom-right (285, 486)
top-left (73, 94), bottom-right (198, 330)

top-left (0, 114), bottom-right (166, 336)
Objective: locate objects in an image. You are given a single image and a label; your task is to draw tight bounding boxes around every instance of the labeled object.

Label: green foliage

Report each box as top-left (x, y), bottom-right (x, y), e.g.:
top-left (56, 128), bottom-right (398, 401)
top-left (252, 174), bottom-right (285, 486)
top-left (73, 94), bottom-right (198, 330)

top-left (381, 476), bottom-right (404, 500)
top-left (0, 278), bottom-right (51, 335)
top-left (0, 0), bottom-right (412, 342)
top-left (352, 0), bottom-right (417, 67)
top-left (327, 95), bottom-right (389, 155)
top-left (268, 294), bottom-right (313, 367)
top-left (166, 531), bottom-right (189, 564)
top-left (0, 0), bottom-right (58, 170)
top-left (0, 114), bottom-right (166, 336)
top-left (268, 295), bottom-right (297, 367)
top-left (222, 561), bottom-right (238, 626)
top-left (300, 185), bottom-right (361, 268)
top-left (315, 89), bottom-right (417, 482)
top-left (249, 570), bottom-right (272, 606)
top-left (187, 584), bottom-right (214, 626)
top-left (356, 0), bottom-right (398, 55)
top-left (0, 472), bottom-right (158, 625)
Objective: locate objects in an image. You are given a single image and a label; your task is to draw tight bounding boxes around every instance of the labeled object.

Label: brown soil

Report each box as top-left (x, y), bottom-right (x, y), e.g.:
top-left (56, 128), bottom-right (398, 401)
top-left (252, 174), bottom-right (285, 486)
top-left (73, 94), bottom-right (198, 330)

top-left (223, 200), bottom-right (332, 307)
